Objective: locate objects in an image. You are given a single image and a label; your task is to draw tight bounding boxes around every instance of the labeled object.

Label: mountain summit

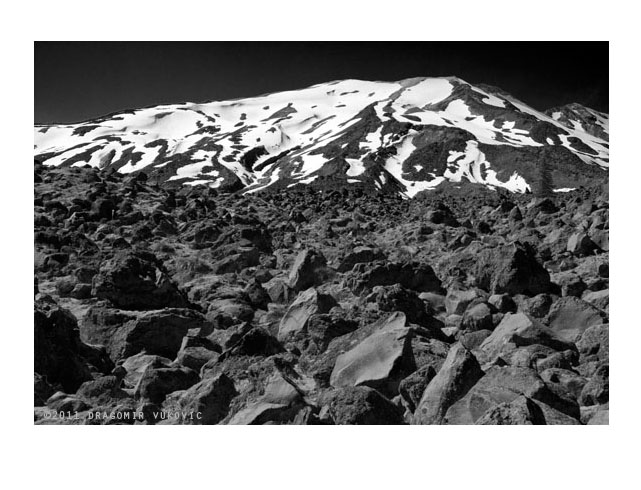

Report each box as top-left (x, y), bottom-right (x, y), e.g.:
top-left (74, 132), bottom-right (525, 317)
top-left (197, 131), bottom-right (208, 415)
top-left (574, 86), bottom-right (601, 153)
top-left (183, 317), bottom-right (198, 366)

top-left (34, 77), bottom-right (608, 197)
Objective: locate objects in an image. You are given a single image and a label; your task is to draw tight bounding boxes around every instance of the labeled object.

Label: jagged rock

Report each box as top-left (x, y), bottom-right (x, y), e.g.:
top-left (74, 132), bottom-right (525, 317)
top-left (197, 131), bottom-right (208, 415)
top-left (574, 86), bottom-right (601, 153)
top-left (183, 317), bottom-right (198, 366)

top-left (473, 242), bottom-right (555, 295)
top-left (288, 249), bottom-right (329, 291)
top-left (589, 229), bottom-right (609, 251)
top-left (477, 312), bottom-right (576, 364)
top-left (445, 288), bottom-right (482, 315)
top-left (121, 353), bottom-right (173, 389)
top-left (222, 327), bottom-right (285, 358)
top-left (546, 296), bottom-right (607, 342)
top-left (488, 293), bottom-right (516, 313)
top-left (551, 271), bottom-right (587, 297)
top-left (476, 395), bottom-right (580, 425)
top-left (174, 335), bottom-right (221, 371)
top-left (76, 375), bottom-right (127, 402)
top-left (459, 330), bottom-right (493, 351)
top-left (412, 343), bottom-right (484, 424)
top-left (206, 298), bottom-right (255, 328)
top-left (228, 371), bottom-right (303, 425)
top-left (83, 307), bottom-right (212, 363)
top-left (582, 289), bottom-right (609, 312)
top-left (322, 386), bottom-right (405, 425)
top-left (567, 232), bottom-right (598, 256)
top-left (330, 312), bottom-right (415, 396)
top-left (444, 365), bottom-right (579, 424)
top-left (35, 299), bottom-right (113, 392)
top-left (460, 302), bottom-right (494, 332)
top-left (277, 288), bottom-right (337, 342)
top-left (517, 293), bottom-right (554, 318)
top-left (164, 374), bottom-right (237, 425)
top-left (579, 363), bottom-right (609, 406)
top-left (92, 250), bottom-right (191, 310)
top-left (346, 261), bottom-right (442, 294)
top-left (211, 246), bottom-right (260, 274)
top-left (398, 365), bottom-right (438, 413)
top-left (244, 279), bottom-right (271, 310)
top-left (306, 313), bottom-right (359, 353)
top-left (134, 361), bottom-right (200, 404)
top-left (583, 404), bottom-right (609, 425)
top-left (372, 284), bottom-right (443, 335)
top-left (576, 323), bottom-right (609, 365)
top-left (46, 392), bottom-right (92, 413)
top-left (337, 246), bottom-right (386, 272)
top-left (540, 368), bottom-right (587, 401)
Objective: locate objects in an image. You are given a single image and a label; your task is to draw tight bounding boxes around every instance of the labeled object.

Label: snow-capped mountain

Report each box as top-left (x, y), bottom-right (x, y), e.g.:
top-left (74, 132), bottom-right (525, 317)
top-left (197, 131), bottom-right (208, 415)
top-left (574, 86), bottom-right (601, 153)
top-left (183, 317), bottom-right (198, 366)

top-left (34, 77), bottom-right (609, 197)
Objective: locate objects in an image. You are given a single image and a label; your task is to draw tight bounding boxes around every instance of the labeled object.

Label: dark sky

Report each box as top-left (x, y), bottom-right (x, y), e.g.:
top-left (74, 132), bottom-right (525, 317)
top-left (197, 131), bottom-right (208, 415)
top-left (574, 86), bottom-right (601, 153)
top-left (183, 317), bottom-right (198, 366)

top-left (34, 41), bottom-right (608, 124)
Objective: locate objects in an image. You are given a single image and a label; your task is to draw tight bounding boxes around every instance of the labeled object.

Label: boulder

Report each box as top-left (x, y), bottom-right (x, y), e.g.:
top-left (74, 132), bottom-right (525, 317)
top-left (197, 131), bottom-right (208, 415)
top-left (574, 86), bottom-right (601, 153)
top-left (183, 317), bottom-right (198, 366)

top-left (330, 312), bottom-right (415, 396)
top-left (398, 364), bottom-right (438, 413)
top-left (576, 323), bottom-right (609, 365)
top-left (164, 374), bottom-right (237, 424)
top-left (444, 365), bottom-right (579, 424)
top-left (476, 395), bottom-right (580, 425)
top-left (76, 375), bottom-right (127, 402)
top-left (229, 371), bottom-right (303, 425)
top-left (582, 289), bottom-right (609, 312)
top-left (550, 271), bottom-right (586, 297)
top-left (206, 298), bottom-right (255, 328)
top-left (277, 288), bottom-right (337, 342)
top-left (546, 297), bottom-right (607, 342)
top-left (174, 335), bottom-right (221, 371)
top-left (346, 261), bottom-right (442, 294)
top-left (579, 363), bottom-right (609, 406)
top-left (288, 249), bottom-right (329, 291)
top-left (473, 242), bottom-right (554, 296)
top-left (134, 361), bottom-right (200, 404)
top-left (222, 327), bottom-right (285, 358)
top-left (589, 229), bottom-right (609, 251)
top-left (210, 246), bottom-right (260, 274)
top-left (412, 343), bottom-right (484, 424)
top-left (323, 386), bottom-right (405, 425)
top-left (35, 299), bottom-right (112, 393)
top-left (477, 312), bottom-right (576, 364)
top-left (121, 353), bottom-right (173, 389)
top-left (92, 250), bottom-right (191, 310)
top-left (540, 368), bottom-right (588, 401)
top-left (306, 314), bottom-right (359, 353)
top-left (460, 302), bottom-right (494, 332)
top-left (488, 293), bottom-right (517, 313)
top-left (517, 293), bottom-right (554, 318)
top-left (445, 288), bottom-right (481, 315)
top-left (337, 246), bottom-right (386, 272)
top-left (373, 284), bottom-right (443, 335)
top-left (567, 232), bottom-right (598, 256)
top-left (83, 308), bottom-right (212, 363)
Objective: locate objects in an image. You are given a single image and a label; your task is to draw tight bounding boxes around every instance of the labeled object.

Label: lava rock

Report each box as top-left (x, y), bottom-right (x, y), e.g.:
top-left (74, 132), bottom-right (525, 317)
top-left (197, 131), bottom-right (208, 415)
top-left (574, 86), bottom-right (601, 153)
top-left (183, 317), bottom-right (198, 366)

top-left (92, 250), bottom-right (191, 310)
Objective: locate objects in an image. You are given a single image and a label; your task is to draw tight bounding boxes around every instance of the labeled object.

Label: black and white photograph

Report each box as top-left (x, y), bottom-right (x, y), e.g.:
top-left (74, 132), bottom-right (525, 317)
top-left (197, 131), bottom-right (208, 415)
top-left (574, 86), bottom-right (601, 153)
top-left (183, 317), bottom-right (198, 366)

top-left (6, 1), bottom-right (638, 487)
top-left (33, 40), bottom-right (610, 426)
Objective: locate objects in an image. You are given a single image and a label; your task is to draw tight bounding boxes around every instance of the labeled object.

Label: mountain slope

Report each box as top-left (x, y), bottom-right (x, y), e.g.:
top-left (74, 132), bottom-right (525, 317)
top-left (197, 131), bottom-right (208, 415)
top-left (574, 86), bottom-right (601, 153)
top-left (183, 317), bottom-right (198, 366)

top-left (34, 77), bottom-right (609, 197)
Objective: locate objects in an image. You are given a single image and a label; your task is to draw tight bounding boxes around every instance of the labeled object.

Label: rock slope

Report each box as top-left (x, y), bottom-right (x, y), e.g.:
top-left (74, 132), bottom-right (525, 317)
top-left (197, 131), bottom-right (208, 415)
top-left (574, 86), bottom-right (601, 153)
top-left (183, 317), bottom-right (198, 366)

top-left (34, 162), bottom-right (609, 424)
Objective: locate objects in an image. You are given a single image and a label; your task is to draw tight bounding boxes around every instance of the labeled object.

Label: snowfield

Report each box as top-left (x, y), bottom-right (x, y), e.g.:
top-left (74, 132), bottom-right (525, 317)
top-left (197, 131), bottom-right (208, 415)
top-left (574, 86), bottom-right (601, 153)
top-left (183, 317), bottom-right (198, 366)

top-left (34, 76), bottom-right (609, 197)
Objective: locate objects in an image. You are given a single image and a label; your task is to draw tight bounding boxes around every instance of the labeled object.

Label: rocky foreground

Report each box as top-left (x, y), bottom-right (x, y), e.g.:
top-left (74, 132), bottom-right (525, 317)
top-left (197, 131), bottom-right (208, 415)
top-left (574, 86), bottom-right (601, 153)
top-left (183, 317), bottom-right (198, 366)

top-left (34, 161), bottom-right (609, 424)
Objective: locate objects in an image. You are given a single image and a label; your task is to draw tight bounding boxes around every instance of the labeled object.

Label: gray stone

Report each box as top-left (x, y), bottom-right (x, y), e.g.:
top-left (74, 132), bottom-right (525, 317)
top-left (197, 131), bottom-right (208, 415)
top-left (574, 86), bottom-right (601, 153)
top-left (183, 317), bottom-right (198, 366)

top-left (412, 343), bottom-right (484, 425)
top-left (547, 297), bottom-right (606, 342)
top-left (277, 288), bottom-right (337, 342)
top-left (330, 312), bottom-right (415, 396)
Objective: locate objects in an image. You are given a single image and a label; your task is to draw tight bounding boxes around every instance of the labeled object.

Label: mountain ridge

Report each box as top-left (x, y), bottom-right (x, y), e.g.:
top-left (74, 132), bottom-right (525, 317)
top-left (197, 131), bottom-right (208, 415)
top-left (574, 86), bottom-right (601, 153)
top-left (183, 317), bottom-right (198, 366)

top-left (34, 76), bottom-right (609, 198)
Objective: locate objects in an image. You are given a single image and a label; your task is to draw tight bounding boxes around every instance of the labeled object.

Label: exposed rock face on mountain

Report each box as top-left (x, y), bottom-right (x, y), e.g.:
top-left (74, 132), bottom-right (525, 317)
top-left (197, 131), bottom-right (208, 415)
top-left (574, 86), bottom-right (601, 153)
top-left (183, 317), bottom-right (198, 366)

top-left (34, 161), bottom-right (608, 424)
top-left (34, 77), bottom-right (608, 198)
